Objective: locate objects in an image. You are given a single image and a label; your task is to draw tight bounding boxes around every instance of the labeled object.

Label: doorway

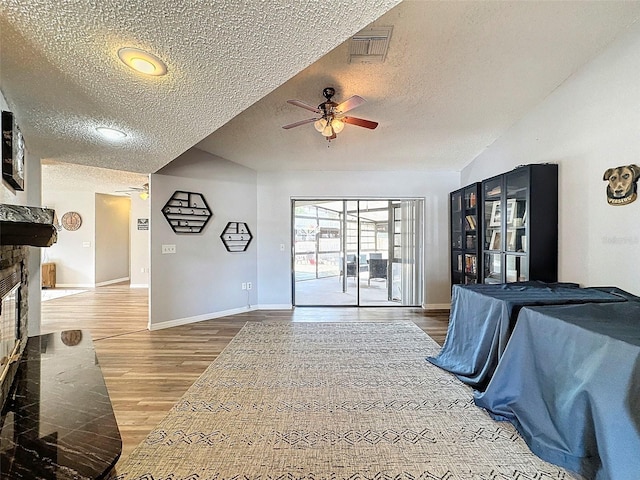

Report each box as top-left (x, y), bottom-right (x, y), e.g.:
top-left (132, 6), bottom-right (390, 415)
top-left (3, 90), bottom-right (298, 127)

top-left (292, 199), bottom-right (424, 306)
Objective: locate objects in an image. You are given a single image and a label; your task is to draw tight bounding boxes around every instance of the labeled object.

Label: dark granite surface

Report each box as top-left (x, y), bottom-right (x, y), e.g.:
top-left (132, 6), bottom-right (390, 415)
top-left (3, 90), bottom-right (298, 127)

top-left (0, 330), bottom-right (121, 479)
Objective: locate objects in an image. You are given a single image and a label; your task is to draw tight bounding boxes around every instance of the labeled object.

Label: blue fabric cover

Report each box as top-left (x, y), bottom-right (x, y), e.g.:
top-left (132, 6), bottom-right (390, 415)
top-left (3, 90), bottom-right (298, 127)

top-left (427, 282), bottom-right (626, 389)
top-left (585, 286), bottom-right (640, 302)
top-left (474, 302), bottom-right (640, 480)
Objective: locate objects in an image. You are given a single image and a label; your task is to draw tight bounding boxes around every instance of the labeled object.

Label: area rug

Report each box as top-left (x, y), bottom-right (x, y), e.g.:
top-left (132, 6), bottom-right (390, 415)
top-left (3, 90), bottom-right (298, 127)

top-left (114, 322), bottom-right (581, 480)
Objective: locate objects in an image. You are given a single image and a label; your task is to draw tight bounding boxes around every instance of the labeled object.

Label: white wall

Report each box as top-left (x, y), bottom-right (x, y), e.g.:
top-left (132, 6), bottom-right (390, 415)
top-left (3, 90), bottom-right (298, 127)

top-left (149, 149), bottom-right (257, 329)
top-left (25, 152), bottom-right (42, 336)
top-left (129, 194), bottom-right (150, 288)
top-left (41, 191), bottom-right (95, 287)
top-left (1, 91), bottom-right (45, 336)
top-left (95, 193), bottom-right (130, 285)
top-left (256, 170), bottom-right (458, 308)
top-left (461, 21), bottom-right (640, 295)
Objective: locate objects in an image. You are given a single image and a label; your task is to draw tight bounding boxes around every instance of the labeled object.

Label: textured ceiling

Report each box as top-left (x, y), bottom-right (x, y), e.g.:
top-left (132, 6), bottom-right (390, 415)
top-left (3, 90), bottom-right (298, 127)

top-left (196, 0), bottom-right (640, 171)
top-left (0, 0), bottom-right (400, 173)
top-left (41, 161), bottom-right (148, 196)
top-left (2, 1), bottom-right (640, 177)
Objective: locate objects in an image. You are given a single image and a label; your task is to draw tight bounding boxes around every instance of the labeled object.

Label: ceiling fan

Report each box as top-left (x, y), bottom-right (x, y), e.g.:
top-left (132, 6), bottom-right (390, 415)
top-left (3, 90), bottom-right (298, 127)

top-left (116, 183), bottom-right (149, 199)
top-left (282, 87), bottom-right (378, 140)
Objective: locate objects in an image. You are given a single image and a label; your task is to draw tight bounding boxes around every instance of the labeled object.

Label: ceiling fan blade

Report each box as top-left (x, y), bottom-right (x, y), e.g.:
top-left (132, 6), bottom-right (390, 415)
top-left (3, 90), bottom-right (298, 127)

top-left (336, 95), bottom-right (366, 114)
top-left (282, 118), bottom-right (318, 129)
top-left (343, 116), bottom-right (378, 129)
top-left (287, 99), bottom-right (321, 114)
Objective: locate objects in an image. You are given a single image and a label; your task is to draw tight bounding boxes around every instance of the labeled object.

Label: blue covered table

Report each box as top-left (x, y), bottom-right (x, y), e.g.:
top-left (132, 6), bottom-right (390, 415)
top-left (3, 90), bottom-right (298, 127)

top-left (474, 301), bottom-right (640, 480)
top-left (427, 282), bottom-right (627, 390)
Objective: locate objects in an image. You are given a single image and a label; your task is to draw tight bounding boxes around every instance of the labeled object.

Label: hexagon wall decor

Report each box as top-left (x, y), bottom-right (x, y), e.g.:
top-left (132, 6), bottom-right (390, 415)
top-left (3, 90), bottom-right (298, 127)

top-left (162, 191), bottom-right (212, 233)
top-left (220, 222), bottom-right (252, 252)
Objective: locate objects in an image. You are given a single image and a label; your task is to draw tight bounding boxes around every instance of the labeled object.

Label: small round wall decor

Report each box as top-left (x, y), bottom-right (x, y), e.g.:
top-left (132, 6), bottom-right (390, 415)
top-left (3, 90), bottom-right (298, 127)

top-left (61, 211), bottom-right (82, 231)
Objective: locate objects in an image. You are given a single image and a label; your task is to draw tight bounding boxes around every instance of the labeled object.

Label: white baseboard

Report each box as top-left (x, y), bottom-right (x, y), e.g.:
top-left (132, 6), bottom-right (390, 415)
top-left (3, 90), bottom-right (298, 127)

top-left (256, 304), bottom-right (293, 310)
top-left (130, 283), bottom-right (149, 289)
top-left (149, 305), bottom-right (257, 331)
top-left (55, 283), bottom-right (95, 288)
top-left (423, 303), bottom-right (451, 310)
top-left (149, 304), bottom-right (294, 331)
top-left (95, 277), bottom-right (130, 287)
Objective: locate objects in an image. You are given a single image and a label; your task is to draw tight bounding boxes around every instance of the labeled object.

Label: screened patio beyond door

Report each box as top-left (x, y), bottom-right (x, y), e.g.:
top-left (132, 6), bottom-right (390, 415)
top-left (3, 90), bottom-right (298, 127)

top-left (292, 199), bottom-right (424, 307)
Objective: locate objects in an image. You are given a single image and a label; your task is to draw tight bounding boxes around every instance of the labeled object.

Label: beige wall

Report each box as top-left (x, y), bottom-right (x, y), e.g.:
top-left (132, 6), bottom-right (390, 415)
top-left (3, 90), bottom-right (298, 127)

top-left (149, 149), bottom-right (258, 329)
top-left (95, 193), bottom-right (130, 285)
top-left (256, 170), bottom-right (459, 308)
top-left (41, 191), bottom-right (96, 287)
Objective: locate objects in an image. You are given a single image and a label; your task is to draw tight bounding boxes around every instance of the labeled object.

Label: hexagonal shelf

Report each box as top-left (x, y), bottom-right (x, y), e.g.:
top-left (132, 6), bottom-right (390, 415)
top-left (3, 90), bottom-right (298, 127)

top-left (162, 191), bottom-right (212, 234)
top-left (220, 222), bottom-right (252, 252)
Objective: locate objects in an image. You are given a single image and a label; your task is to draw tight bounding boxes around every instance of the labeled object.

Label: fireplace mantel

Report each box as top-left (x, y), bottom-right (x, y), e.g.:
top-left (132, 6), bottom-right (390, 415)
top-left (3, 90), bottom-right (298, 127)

top-left (0, 204), bottom-right (57, 247)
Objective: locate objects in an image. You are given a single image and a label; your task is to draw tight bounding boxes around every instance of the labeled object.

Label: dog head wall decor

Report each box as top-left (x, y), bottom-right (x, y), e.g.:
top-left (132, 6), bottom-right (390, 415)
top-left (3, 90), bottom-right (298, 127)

top-left (603, 164), bottom-right (640, 206)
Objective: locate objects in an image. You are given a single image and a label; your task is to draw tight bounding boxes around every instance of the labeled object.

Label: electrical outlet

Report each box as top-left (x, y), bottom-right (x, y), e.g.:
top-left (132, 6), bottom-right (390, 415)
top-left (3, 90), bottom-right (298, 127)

top-left (162, 244), bottom-right (176, 254)
top-left (247, 282), bottom-right (252, 290)
top-left (242, 283), bottom-right (247, 290)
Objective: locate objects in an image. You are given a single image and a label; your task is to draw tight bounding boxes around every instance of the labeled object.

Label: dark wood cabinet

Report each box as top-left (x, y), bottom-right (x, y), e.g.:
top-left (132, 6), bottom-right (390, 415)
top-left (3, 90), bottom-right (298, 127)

top-left (481, 164), bottom-right (558, 284)
top-left (450, 183), bottom-right (481, 286)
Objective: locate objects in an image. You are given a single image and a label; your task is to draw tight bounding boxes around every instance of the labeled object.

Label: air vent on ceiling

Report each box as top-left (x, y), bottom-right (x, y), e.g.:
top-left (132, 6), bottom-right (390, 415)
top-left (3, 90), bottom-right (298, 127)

top-left (349, 26), bottom-right (393, 64)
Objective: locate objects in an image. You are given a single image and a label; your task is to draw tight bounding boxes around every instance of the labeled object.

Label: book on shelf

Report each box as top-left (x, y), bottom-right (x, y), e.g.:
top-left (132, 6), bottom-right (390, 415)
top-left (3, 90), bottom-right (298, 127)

top-left (465, 215), bottom-right (477, 230)
top-left (465, 254), bottom-right (477, 274)
top-left (467, 192), bottom-right (476, 208)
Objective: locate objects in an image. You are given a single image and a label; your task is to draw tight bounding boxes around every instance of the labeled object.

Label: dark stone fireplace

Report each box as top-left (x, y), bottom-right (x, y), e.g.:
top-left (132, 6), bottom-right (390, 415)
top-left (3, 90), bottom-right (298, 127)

top-left (0, 247), bottom-right (27, 409)
top-left (0, 204), bottom-right (57, 409)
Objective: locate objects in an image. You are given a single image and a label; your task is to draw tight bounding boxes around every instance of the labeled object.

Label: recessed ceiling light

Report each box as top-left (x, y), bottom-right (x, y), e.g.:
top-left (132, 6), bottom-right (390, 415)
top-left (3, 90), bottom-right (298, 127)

top-left (96, 127), bottom-right (127, 140)
top-left (118, 47), bottom-right (167, 76)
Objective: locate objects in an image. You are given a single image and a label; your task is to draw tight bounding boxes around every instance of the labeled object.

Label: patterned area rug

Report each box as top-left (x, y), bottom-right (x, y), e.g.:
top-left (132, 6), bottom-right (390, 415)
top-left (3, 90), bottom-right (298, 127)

top-left (114, 322), bottom-right (581, 480)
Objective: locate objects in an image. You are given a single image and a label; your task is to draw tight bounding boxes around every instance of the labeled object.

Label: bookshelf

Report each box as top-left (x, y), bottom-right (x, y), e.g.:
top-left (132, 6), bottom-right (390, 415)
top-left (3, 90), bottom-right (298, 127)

top-left (481, 164), bottom-right (558, 284)
top-left (450, 183), bottom-right (481, 286)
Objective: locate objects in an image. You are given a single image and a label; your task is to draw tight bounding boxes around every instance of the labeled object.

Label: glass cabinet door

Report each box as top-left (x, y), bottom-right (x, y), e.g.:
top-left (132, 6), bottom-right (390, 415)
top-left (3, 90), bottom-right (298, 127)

top-left (478, 164), bottom-right (558, 284)
top-left (483, 178), bottom-right (502, 251)
top-left (483, 178), bottom-right (503, 283)
top-left (463, 186), bottom-right (478, 251)
top-left (505, 255), bottom-right (529, 282)
top-left (484, 252), bottom-right (502, 284)
top-left (451, 191), bottom-right (463, 250)
top-left (506, 169), bottom-right (528, 254)
top-left (463, 186), bottom-right (479, 283)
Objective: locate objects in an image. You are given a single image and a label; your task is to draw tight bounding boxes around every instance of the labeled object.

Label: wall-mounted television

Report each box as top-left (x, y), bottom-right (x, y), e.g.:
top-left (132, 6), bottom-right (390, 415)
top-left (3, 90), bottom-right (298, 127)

top-left (2, 110), bottom-right (25, 191)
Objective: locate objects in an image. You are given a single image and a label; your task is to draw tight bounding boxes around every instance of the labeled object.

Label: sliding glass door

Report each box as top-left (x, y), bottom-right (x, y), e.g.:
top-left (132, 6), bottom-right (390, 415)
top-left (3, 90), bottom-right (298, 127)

top-left (292, 199), bottom-right (424, 306)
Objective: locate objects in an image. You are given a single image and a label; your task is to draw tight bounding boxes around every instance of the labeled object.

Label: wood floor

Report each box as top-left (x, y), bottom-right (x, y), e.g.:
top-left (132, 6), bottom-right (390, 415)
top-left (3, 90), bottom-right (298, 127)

top-left (40, 284), bottom-right (450, 467)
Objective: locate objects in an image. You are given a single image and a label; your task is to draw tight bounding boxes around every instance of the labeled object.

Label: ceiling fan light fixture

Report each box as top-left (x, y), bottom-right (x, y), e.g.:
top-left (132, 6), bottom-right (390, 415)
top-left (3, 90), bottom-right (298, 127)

top-left (322, 124), bottom-right (333, 137)
top-left (314, 118), bottom-right (327, 132)
top-left (332, 118), bottom-right (345, 134)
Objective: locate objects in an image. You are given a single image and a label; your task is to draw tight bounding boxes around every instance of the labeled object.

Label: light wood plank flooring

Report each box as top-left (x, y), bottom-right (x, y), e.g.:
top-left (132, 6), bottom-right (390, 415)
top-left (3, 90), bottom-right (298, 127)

top-left (41, 284), bottom-right (450, 466)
